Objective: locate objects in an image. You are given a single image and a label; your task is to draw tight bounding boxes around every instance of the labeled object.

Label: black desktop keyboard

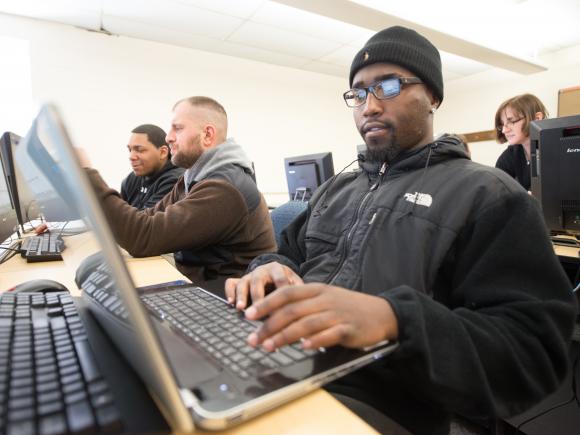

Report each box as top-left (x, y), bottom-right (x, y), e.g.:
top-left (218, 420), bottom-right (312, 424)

top-left (20, 233), bottom-right (65, 263)
top-left (0, 291), bottom-right (122, 435)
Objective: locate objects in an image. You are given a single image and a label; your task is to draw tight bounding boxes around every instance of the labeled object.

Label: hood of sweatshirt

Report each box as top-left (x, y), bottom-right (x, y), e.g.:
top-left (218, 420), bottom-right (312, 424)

top-left (183, 138), bottom-right (253, 192)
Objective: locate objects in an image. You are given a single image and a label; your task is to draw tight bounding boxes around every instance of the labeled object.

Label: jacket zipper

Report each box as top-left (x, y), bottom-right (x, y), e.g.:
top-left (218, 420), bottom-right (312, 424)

top-left (328, 162), bottom-right (388, 285)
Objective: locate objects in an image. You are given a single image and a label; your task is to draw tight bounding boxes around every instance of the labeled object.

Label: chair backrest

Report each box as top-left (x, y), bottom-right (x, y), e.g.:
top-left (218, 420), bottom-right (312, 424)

top-left (270, 200), bottom-right (308, 246)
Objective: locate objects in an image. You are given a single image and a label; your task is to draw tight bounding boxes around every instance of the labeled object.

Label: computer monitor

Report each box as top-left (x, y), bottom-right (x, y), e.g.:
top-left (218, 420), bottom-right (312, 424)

top-left (0, 131), bottom-right (41, 230)
top-left (530, 114), bottom-right (580, 237)
top-left (284, 152), bottom-right (334, 201)
top-left (0, 152), bottom-right (18, 243)
top-left (11, 125), bottom-right (79, 225)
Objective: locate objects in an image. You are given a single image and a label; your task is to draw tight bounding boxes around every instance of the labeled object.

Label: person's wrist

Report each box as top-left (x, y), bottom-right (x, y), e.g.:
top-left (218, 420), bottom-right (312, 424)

top-left (378, 297), bottom-right (399, 341)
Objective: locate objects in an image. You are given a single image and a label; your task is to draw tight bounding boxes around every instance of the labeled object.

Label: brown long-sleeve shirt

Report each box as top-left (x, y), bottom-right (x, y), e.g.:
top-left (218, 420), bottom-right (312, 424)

top-left (86, 167), bottom-right (275, 292)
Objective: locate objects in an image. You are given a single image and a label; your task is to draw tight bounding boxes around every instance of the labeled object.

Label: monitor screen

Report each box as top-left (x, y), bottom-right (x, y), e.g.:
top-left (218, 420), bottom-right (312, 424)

top-left (12, 124), bottom-right (79, 225)
top-left (284, 152), bottom-right (334, 201)
top-left (0, 152), bottom-right (18, 243)
top-left (0, 131), bottom-right (42, 229)
top-left (530, 114), bottom-right (580, 237)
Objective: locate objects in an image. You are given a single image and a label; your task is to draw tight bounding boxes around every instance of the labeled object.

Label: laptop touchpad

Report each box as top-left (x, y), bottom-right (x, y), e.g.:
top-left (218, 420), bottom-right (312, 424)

top-left (152, 320), bottom-right (220, 389)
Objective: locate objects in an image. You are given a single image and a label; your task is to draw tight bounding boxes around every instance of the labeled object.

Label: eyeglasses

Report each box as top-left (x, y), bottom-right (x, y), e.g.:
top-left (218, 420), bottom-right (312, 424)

top-left (497, 117), bottom-right (524, 132)
top-left (343, 77), bottom-right (423, 108)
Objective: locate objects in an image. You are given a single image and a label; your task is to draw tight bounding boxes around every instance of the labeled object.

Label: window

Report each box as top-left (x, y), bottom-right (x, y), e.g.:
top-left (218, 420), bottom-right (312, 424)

top-left (0, 36), bottom-right (34, 135)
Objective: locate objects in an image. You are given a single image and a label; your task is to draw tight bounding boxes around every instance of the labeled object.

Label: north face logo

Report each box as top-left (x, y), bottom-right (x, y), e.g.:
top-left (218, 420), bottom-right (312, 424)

top-left (404, 192), bottom-right (432, 207)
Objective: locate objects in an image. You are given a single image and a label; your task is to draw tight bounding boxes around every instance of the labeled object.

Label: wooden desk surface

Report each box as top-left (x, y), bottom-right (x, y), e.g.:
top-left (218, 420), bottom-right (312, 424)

top-left (0, 231), bottom-right (377, 435)
top-left (554, 243), bottom-right (580, 260)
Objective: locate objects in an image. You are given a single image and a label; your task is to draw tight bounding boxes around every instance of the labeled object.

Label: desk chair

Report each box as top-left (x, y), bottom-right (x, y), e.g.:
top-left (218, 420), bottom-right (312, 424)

top-left (270, 200), bottom-right (308, 246)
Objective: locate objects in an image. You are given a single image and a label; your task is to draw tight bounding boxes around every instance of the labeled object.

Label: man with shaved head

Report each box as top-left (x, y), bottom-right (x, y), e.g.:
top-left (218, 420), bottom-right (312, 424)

top-left (84, 96), bottom-right (276, 293)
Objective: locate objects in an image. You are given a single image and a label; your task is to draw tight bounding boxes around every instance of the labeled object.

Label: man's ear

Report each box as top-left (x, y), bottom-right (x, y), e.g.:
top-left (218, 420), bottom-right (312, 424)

top-left (426, 87), bottom-right (440, 109)
top-left (202, 125), bottom-right (217, 148)
top-left (534, 111), bottom-right (545, 121)
top-left (159, 145), bottom-right (170, 160)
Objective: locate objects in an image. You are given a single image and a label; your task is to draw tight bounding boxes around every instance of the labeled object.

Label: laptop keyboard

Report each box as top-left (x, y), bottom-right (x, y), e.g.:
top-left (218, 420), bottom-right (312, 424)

top-left (78, 262), bottom-right (318, 381)
top-left (20, 233), bottom-right (65, 263)
top-left (0, 291), bottom-right (122, 435)
top-left (141, 288), bottom-right (318, 380)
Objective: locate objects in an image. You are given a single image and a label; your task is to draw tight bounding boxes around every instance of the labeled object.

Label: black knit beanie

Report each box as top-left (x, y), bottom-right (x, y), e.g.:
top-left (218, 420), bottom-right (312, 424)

top-left (350, 26), bottom-right (443, 104)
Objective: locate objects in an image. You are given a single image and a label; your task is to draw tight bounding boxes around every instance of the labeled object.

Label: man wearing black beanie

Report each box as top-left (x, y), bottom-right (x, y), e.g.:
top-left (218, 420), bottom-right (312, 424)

top-left (226, 26), bottom-right (576, 434)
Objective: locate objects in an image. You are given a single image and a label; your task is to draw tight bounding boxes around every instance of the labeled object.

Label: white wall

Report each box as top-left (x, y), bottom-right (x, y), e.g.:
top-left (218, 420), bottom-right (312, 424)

top-left (0, 13), bottom-right (360, 206)
top-left (2, 12), bottom-right (580, 204)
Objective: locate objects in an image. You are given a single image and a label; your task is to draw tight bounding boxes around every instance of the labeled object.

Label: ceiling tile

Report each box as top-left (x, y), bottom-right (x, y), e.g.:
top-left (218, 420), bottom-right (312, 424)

top-left (300, 61), bottom-right (347, 78)
top-left (168, 0), bottom-right (266, 18)
top-left (251, 1), bottom-right (370, 44)
top-left (103, 0), bottom-right (243, 40)
top-left (217, 40), bottom-right (307, 68)
top-left (103, 15), bottom-right (306, 69)
top-left (346, 30), bottom-right (375, 49)
top-left (0, 0), bottom-right (101, 29)
top-left (319, 45), bottom-right (359, 67)
top-left (103, 14), bottom-right (222, 52)
top-left (228, 21), bottom-right (342, 60)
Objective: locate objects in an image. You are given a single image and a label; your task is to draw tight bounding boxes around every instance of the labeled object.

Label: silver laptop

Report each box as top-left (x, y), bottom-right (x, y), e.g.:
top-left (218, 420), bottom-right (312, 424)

top-left (18, 103), bottom-right (398, 432)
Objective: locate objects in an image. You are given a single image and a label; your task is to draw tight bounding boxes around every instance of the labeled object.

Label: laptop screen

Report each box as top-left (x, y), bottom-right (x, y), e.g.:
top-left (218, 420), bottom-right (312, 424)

top-left (16, 104), bottom-right (194, 430)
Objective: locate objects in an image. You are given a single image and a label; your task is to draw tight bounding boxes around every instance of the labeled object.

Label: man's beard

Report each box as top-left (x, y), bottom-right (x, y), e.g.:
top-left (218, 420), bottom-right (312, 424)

top-left (171, 137), bottom-right (202, 169)
top-left (365, 128), bottom-right (400, 164)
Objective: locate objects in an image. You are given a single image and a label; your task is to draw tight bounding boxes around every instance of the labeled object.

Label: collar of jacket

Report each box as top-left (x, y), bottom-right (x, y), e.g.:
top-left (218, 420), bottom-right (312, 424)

top-left (142, 159), bottom-right (178, 186)
top-left (359, 135), bottom-right (468, 176)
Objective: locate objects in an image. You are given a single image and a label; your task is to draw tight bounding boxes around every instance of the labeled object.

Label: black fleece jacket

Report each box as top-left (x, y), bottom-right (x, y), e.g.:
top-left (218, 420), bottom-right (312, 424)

top-left (120, 160), bottom-right (184, 210)
top-left (249, 136), bottom-right (577, 434)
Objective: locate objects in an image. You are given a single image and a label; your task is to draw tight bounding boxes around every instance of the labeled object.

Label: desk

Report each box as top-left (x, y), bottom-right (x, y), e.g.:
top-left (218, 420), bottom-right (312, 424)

top-left (0, 232), bottom-right (377, 435)
top-left (553, 243), bottom-right (580, 261)
top-left (553, 243), bottom-right (580, 340)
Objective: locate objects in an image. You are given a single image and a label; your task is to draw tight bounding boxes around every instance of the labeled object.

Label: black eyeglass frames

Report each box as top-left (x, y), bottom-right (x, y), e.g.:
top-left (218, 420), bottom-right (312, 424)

top-left (343, 77), bottom-right (423, 107)
top-left (496, 117), bottom-right (524, 131)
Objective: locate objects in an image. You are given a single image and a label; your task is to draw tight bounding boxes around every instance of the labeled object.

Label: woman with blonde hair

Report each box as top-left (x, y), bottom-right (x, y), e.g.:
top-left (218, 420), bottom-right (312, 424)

top-left (494, 93), bottom-right (548, 191)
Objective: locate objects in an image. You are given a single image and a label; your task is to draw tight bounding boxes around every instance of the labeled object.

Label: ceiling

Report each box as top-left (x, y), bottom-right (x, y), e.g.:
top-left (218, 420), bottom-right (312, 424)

top-left (1, 0), bottom-right (579, 83)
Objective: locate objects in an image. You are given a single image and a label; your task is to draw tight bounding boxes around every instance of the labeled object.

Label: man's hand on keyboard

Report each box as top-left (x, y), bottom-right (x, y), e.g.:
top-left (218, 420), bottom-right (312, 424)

top-left (225, 262), bottom-right (303, 310)
top-left (35, 222), bottom-right (49, 235)
top-left (243, 283), bottom-right (399, 352)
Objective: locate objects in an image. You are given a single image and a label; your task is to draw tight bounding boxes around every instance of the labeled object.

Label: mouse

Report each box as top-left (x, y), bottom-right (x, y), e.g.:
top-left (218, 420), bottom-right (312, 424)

top-left (9, 279), bottom-right (70, 294)
top-left (75, 251), bottom-right (105, 289)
